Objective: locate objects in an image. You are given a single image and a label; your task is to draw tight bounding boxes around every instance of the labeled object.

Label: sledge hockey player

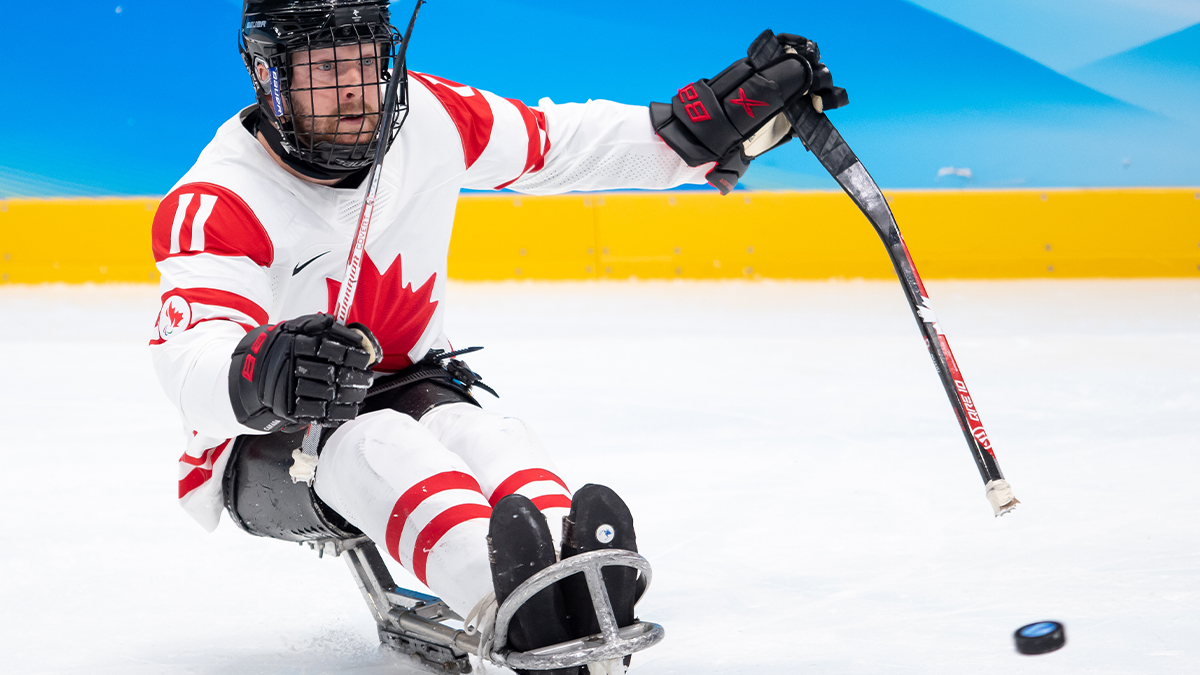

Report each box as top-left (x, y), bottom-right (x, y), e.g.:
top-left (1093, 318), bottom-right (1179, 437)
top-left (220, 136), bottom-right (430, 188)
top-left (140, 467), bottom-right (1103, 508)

top-left (149, 1), bottom-right (845, 671)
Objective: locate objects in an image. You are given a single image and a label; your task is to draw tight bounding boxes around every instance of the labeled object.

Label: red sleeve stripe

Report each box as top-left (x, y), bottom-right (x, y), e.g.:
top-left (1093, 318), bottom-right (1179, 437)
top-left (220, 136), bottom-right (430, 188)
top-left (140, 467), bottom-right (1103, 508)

top-left (489, 468), bottom-right (570, 505)
top-left (384, 471), bottom-right (485, 564)
top-left (149, 318), bottom-right (256, 346)
top-left (533, 107), bottom-right (550, 172)
top-left (164, 288), bottom-right (269, 326)
top-left (411, 72), bottom-right (494, 170)
top-left (494, 99), bottom-right (549, 190)
top-left (411, 504), bottom-right (492, 585)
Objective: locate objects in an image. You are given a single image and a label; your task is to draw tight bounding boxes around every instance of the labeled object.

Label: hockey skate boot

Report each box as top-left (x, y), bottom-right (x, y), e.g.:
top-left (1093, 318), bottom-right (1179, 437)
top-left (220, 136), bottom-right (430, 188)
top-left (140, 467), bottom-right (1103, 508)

top-left (559, 484), bottom-right (641, 675)
top-left (488, 494), bottom-right (580, 675)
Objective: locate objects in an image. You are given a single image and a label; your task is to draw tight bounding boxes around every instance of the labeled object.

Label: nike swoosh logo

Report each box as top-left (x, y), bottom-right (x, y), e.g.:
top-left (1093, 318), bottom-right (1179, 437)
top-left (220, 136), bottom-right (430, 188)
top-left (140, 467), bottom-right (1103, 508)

top-left (293, 250), bottom-right (331, 276)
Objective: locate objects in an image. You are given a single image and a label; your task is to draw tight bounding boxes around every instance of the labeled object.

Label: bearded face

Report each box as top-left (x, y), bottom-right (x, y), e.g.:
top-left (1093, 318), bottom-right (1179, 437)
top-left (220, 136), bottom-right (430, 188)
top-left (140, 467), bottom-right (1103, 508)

top-left (260, 42), bottom-right (385, 148)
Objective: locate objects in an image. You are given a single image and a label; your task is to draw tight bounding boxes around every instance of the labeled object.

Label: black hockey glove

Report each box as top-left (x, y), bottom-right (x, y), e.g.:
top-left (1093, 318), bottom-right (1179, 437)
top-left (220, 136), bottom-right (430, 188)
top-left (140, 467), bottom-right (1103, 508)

top-left (228, 313), bottom-right (383, 433)
top-left (651, 29), bottom-right (849, 194)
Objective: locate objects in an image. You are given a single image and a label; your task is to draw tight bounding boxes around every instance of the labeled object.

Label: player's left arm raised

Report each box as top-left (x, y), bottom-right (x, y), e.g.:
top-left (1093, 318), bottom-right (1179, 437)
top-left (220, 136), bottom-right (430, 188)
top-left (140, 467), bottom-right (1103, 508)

top-left (455, 29), bottom-right (845, 196)
top-left (650, 29), bottom-right (848, 194)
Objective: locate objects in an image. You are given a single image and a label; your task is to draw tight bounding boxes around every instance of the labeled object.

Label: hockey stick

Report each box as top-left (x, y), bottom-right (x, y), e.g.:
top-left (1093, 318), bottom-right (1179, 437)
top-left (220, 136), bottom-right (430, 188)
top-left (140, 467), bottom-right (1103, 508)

top-left (292, 0), bottom-right (426, 483)
top-left (787, 100), bottom-right (1019, 516)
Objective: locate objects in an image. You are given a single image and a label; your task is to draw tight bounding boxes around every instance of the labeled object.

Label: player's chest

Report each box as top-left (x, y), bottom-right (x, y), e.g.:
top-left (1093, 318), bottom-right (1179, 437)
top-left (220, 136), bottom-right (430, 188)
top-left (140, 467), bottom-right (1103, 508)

top-left (264, 180), bottom-right (459, 317)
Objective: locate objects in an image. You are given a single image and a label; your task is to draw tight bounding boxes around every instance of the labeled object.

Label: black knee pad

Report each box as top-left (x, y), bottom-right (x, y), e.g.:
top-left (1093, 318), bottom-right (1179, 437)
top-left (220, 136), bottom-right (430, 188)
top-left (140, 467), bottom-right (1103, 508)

top-left (223, 367), bottom-right (483, 543)
top-left (222, 428), bottom-right (361, 542)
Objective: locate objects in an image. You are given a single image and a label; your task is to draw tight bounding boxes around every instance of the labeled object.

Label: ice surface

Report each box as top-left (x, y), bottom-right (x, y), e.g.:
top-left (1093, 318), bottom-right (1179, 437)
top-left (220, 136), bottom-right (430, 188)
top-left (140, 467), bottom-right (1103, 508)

top-left (1, 279), bottom-right (1197, 674)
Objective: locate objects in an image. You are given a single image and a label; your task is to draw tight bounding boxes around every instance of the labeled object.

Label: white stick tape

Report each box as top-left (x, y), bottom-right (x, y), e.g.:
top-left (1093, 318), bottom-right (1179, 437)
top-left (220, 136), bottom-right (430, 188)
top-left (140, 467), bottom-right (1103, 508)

top-left (985, 479), bottom-right (1019, 516)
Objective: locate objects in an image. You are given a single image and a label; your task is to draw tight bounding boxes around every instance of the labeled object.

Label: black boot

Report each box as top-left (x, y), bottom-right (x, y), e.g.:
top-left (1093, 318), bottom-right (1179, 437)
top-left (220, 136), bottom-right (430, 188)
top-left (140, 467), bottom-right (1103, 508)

top-left (488, 494), bottom-right (579, 675)
top-left (559, 484), bottom-right (640, 654)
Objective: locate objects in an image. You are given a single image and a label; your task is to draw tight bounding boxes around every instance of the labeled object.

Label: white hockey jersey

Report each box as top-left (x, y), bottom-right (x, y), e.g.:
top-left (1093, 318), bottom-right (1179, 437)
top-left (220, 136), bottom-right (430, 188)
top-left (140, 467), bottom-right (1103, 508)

top-left (149, 73), bottom-right (710, 531)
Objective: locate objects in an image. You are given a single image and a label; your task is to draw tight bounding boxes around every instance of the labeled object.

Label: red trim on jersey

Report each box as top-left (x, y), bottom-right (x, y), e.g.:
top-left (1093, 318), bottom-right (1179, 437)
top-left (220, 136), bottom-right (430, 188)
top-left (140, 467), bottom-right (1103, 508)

top-left (411, 72), bottom-right (494, 170)
top-left (383, 471), bottom-right (485, 564)
top-left (411, 504), bottom-right (492, 584)
top-left (326, 251), bottom-right (438, 372)
top-left (153, 183), bottom-right (273, 266)
top-left (531, 494), bottom-right (573, 511)
top-left (488, 469), bottom-right (571, 505)
top-left (163, 288), bottom-right (269, 325)
top-left (178, 440), bottom-right (231, 499)
top-left (494, 99), bottom-right (550, 190)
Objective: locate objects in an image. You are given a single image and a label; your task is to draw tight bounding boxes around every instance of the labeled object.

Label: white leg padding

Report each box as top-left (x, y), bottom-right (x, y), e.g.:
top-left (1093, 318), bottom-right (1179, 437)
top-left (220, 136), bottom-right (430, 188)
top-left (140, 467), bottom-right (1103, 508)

top-left (422, 403), bottom-right (573, 545)
top-left (314, 409), bottom-right (494, 616)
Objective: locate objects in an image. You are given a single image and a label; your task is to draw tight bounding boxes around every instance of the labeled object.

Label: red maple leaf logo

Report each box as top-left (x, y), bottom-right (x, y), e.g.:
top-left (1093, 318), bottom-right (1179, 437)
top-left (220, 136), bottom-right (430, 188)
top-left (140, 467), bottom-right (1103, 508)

top-left (166, 302), bottom-right (185, 329)
top-left (729, 88), bottom-right (768, 118)
top-left (327, 251), bottom-right (439, 372)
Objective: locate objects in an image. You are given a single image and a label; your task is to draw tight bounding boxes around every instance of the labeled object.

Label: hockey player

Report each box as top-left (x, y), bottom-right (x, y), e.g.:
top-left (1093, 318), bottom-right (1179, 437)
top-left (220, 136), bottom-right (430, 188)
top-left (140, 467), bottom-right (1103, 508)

top-left (150, 0), bottom-right (844, 671)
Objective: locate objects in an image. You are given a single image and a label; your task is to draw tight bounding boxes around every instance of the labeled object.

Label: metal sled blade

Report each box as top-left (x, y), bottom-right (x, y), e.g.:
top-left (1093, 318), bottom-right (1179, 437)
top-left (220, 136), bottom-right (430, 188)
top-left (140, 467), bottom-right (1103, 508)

top-left (491, 549), bottom-right (665, 671)
top-left (337, 538), bottom-right (474, 673)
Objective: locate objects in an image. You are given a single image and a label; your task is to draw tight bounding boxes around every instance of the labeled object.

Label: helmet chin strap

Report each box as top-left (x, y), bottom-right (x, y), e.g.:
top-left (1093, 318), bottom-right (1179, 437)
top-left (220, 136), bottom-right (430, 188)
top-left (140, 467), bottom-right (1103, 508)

top-left (254, 111), bottom-right (367, 182)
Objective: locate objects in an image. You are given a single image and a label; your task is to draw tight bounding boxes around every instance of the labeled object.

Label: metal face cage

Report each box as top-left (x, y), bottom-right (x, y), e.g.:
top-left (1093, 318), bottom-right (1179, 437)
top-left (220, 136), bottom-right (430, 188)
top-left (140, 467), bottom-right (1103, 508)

top-left (243, 6), bottom-right (405, 174)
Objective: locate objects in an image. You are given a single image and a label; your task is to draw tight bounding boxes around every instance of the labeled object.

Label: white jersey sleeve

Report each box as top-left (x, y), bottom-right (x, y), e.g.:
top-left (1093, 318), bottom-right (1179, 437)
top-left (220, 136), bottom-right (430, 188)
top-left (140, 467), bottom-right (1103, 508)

top-left (149, 182), bottom-right (275, 440)
top-left (410, 72), bottom-right (711, 194)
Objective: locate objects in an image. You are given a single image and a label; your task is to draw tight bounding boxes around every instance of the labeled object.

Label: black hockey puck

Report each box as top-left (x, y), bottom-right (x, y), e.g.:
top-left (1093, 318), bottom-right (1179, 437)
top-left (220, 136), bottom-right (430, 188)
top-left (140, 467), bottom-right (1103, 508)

top-left (1014, 621), bottom-right (1065, 655)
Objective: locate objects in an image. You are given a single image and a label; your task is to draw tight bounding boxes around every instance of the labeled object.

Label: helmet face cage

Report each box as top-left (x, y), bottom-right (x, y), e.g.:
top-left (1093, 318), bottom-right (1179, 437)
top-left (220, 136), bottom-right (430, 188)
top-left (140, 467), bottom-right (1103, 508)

top-left (242, 3), bottom-right (405, 173)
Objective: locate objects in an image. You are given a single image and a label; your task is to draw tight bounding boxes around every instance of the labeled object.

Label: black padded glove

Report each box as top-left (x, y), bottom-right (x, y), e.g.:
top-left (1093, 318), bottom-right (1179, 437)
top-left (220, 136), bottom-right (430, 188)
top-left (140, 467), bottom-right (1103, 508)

top-left (651, 29), bottom-right (849, 194)
top-left (228, 313), bottom-right (383, 432)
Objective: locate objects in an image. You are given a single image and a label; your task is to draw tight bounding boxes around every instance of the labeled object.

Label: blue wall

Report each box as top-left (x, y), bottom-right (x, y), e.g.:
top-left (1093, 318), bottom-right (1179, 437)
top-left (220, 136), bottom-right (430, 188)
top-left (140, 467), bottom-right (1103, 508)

top-left (1, 0), bottom-right (1196, 195)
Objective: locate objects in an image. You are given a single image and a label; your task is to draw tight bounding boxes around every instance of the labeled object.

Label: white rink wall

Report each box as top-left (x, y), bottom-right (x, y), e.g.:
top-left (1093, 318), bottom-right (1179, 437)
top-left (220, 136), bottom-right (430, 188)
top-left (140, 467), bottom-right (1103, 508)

top-left (0, 279), bottom-right (1197, 674)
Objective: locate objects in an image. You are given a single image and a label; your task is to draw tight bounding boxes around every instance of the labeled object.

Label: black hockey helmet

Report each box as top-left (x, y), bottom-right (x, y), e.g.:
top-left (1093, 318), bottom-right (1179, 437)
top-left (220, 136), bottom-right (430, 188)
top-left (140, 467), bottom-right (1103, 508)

top-left (240, 0), bottom-right (405, 179)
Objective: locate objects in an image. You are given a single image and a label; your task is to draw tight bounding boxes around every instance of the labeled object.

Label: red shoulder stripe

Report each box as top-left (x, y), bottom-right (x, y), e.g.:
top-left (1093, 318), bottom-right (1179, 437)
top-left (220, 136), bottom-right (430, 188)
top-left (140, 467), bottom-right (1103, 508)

top-left (411, 72), bottom-right (494, 170)
top-left (153, 183), bottom-right (274, 267)
top-left (494, 99), bottom-right (550, 190)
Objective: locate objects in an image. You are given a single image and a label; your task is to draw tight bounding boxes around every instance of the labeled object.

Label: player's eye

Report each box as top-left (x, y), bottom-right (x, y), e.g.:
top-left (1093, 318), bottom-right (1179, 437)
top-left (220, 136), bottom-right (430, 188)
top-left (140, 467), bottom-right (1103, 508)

top-left (361, 58), bottom-right (374, 67)
top-left (315, 62), bottom-right (334, 72)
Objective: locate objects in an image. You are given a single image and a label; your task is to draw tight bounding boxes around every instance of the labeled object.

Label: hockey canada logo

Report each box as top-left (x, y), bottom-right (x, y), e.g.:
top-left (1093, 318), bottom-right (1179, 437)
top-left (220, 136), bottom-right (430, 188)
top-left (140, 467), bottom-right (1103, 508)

top-left (157, 295), bottom-right (192, 341)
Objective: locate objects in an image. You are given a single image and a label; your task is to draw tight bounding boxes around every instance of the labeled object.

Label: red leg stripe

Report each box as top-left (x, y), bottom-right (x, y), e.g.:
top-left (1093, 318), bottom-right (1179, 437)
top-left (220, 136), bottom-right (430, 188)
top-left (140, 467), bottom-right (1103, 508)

top-left (489, 468), bottom-right (570, 506)
top-left (412, 503), bottom-right (492, 584)
top-left (384, 471), bottom-right (485, 563)
top-left (531, 494), bottom-right (573, 511)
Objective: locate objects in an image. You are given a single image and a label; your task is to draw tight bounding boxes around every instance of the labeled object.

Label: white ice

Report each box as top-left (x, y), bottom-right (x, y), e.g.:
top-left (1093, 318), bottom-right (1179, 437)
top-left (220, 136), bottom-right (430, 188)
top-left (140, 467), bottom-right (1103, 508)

top-left (1, 279), bottom-right (1197, 674)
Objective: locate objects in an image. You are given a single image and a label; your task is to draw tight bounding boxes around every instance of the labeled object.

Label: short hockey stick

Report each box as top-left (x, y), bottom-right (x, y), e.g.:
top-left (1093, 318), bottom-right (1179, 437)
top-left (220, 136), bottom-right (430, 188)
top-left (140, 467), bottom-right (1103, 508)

top-left (292, 0), bottom-right (426, 483)
top-left (787, 100), bottom-right (1018, 516)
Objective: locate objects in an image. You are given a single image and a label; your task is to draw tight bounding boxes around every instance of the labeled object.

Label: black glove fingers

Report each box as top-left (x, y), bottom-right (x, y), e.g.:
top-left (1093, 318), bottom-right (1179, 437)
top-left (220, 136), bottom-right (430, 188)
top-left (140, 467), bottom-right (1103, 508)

top-left (293, 334), bottom-right (320, 357)
top-left (325, 402), bottom-right (359, 422)
top-left (316, 339), bottom-right (349, 364)
top-left (336, 384), bottom-right (368, 404)
top-left (295, 357), bottom-right (335, 383)
top-left (709, 61), bottom-right (756, 98)
top-left (295, 377), bottom-right (336, 400)
top-left (346, 322), bottom-right (383, 365)
top-left (285, 313), bottom-right (335, 335)
top-left (813, 86), bottom-right (849, 111)
top-left (341, 347), bottom-right (372, 370)
top-left (229, 313), bottom-right (383, 432)
top-left (293, 397), bottom-right (327, 419)
top-left (325, 322), bottom-right (366, 346)
top-left (811, 64), bottom-right (834, 92)
top-left (747, 29), bottom-right (784, 69)
top-left (337, 368), bottom-right (374, 387)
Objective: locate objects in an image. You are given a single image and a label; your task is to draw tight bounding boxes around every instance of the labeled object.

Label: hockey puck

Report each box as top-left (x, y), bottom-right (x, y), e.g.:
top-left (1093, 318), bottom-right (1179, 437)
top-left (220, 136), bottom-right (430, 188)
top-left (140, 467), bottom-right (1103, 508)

top-left (1014, 621), bottom-right (1065, 655)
